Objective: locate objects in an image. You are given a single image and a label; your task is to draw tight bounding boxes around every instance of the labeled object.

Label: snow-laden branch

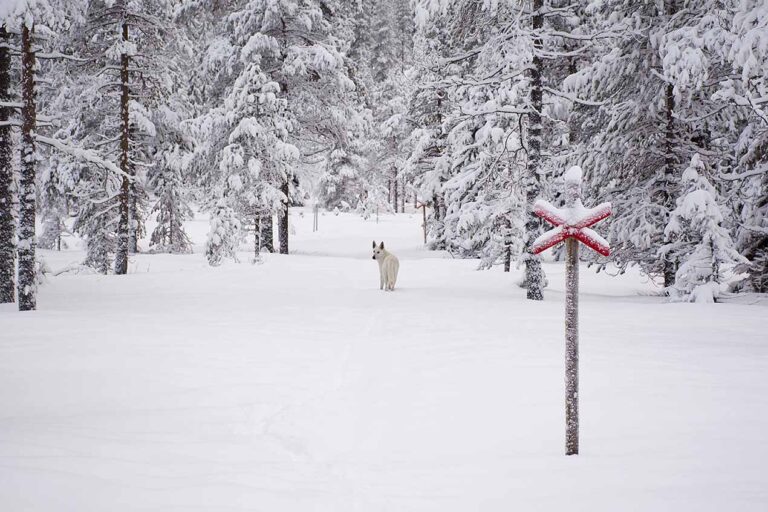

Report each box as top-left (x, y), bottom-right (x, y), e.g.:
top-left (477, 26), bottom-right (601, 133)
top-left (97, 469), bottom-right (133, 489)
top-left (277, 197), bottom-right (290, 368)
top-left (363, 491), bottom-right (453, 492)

top-left (35, 135), bottom-right (133, 181)
top-left (672, 104), bottom-right (730, 123)
top-left (543, 86), bottom-right (605, 107)
top-left (35, 51), bottom-right (85, 61)
top-left (0, 101), bottom-right (23, 108)
top-left (719, 168), bottom-right (767, 181)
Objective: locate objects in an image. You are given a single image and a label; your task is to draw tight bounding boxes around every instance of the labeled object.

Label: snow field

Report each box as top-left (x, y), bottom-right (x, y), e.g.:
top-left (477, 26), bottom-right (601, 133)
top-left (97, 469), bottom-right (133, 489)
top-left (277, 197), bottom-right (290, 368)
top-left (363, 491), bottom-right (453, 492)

top-left (1, 209), bottom-right (767, 511)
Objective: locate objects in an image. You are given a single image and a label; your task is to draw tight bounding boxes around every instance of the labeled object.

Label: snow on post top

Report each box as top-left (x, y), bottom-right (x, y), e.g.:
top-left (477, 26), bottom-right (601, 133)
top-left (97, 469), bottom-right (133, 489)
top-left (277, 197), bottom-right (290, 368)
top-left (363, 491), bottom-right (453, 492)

top-left (564, 166), bottom-right (583, 184)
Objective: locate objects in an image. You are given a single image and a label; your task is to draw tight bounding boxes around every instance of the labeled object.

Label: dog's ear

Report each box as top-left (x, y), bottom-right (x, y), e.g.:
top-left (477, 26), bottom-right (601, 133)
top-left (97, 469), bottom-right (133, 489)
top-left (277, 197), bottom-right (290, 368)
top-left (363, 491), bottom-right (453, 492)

top-left (372, 240), bottom-right (376, 249)
top-left (380, 242), bottom-right (384, 250)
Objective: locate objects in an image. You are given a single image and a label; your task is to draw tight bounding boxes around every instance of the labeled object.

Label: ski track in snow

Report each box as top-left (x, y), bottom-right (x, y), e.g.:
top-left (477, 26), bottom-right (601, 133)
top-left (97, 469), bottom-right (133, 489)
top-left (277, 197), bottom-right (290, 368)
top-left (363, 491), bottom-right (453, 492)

top-left (1, 208), bottom-right (767, 511)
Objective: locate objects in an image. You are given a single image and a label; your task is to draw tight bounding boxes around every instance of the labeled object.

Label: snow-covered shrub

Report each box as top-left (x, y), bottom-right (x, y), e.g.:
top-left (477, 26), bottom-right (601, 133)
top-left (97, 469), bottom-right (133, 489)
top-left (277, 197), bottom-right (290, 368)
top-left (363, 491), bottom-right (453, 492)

top-left (660, 155), bottom-right (747, 302)
top-left (205, 199), bottom-right (241, 266)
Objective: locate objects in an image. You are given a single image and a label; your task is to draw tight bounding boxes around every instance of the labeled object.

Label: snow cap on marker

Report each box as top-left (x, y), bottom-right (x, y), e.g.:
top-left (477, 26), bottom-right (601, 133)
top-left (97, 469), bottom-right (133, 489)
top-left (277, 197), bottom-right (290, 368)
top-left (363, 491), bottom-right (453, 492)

top-left (564, 166), bottom-right (582, 184)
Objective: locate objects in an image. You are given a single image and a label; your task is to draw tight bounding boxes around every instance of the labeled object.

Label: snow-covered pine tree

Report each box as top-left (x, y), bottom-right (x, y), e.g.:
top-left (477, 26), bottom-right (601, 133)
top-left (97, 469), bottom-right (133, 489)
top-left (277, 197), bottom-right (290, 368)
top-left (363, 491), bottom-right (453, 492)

top-left (38, 154), bottom-right (70, 251)
top-left (565, 0), bottom-right (737, 290)
top-left (218, 62), bottom-right (296, 262)
top-left (315, 0), bottom-right (374, 213)
top-left (146, 54), bottom-right (196, 254)
top-left (76, 0), bottom-right (171, 274)
top-left (205, 195), bottom-right (241, 267)
top-left (185, 0), bottom-right (360, 259)
top-left (235, 0), bottom-right (358, 254)
top-left (318, 146), bottom-right (365, 211)
top-left (148, 141), bottom-right (193, 253)
top-left (405, 10), bottom-right (453, 250)
top-left (411, 0), bottom-right (580, 295)
top-left (718, 0), bottom-right (768, 292)
top-left (661, 154), bottom-right (747, 302)
top-left (368, 0), bottom-right (414, 213)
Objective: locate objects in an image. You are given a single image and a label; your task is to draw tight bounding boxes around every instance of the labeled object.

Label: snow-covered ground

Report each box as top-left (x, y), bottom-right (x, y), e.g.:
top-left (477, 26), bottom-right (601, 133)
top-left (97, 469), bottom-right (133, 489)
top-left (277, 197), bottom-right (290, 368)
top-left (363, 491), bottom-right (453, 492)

top-left (1, 209), bottom-right (767, 511)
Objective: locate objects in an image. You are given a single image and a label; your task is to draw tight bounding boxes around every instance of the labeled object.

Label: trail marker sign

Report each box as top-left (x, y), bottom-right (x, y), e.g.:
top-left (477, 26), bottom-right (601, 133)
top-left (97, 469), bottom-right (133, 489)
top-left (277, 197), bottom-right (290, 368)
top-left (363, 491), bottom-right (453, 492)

top-left (531, 166), bottom-right (611, 456)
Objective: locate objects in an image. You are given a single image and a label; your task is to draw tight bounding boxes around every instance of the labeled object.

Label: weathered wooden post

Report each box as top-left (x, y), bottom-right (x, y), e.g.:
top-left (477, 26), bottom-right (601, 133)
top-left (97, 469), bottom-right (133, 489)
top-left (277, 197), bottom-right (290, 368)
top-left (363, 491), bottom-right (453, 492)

top-left (531, 166), bottom-right (611, 455)
top-left (415, 201), bottom-right (427, 245)
top-left (312, 202), bottom-right (319, 232)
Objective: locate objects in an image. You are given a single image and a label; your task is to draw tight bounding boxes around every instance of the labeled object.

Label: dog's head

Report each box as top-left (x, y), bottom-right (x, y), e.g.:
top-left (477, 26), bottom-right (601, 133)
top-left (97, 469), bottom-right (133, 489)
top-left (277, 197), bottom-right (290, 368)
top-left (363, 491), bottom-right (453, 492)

top-left (372, 241), bottom-right (385, 260)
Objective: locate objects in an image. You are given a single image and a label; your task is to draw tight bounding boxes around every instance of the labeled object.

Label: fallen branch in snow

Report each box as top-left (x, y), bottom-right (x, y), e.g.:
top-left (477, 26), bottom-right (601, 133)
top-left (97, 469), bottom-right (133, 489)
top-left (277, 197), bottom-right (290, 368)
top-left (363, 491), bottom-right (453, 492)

top-left (52, 263), bottom-right (98, 277)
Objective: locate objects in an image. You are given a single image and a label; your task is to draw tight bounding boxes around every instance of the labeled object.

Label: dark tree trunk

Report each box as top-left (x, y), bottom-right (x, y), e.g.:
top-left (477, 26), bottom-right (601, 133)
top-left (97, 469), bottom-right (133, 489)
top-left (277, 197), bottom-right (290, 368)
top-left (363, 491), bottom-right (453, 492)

top-left (278, 178), bottom-right (289, 254)
top-left (661, 83), bottom-right (677, 288)
top-left (114, 21), bottom-right (131, 275)
top-left (0, 26), bottom-right (14, 303)
top-left (128, 184), bottom-right (138, 253)
top-left (524, 0), bottom-right (545, 301)
top-left (261, 212), bottom-right (274, 253)
top-left (392, 167), bottom-right (399, 212)
top-left (18, 24), bottom-right (37, 311)
top-left (503, 217), bottom-right (512, 273)
top-left (253, 212), bottom-right (261, 259)
top-left (661, 0), bottom-right (678, 290)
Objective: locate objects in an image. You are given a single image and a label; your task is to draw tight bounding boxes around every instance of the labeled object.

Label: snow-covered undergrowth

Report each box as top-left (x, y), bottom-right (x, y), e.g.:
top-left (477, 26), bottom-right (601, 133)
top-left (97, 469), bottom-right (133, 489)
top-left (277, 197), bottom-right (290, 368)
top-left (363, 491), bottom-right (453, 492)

top-left (1, 209), bottom-right (766, 511)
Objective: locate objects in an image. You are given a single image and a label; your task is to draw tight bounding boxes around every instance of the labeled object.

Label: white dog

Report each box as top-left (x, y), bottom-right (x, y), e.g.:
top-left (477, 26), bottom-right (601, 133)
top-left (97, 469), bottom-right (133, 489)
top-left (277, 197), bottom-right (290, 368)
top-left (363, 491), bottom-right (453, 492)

top-left (372, 241), bottom-right (399, 291)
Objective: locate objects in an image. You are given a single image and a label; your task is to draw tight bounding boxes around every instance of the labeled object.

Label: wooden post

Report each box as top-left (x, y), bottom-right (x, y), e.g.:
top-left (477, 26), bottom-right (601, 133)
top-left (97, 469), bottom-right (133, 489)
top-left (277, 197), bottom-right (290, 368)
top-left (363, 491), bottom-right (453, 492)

top-left (313, 203), bottom-right (319, 232)
top-left (565, 237), bottom-right (579, 455)
top-left (564, 169), bottom-right (581, 455)
top-left (531, 166), bottom-right (611, 456)
top-left (422, 204), bottom-right (427, 245)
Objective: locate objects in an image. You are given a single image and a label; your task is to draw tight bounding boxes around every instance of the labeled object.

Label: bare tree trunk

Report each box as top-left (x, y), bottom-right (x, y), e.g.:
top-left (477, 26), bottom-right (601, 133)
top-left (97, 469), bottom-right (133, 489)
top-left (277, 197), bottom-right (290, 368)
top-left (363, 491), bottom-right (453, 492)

top-left (18, 24), bottom-right (37, 311)
top-left (278, 178), bottom-right (289, 254)
top-left (524, 0), bottom-right (545, 301)
top-left (0, 26), bottom-right (14, 303)
top-left (114, 21), bottom-right (131, 275)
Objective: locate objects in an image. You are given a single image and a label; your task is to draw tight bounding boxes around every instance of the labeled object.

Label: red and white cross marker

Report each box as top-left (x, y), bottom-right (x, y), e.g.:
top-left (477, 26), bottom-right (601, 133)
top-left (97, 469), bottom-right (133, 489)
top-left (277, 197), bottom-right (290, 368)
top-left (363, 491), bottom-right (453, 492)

top-left (530, 171), bottom-right (611, 256)
top-left (529, 166), bottom-right (611, 456)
